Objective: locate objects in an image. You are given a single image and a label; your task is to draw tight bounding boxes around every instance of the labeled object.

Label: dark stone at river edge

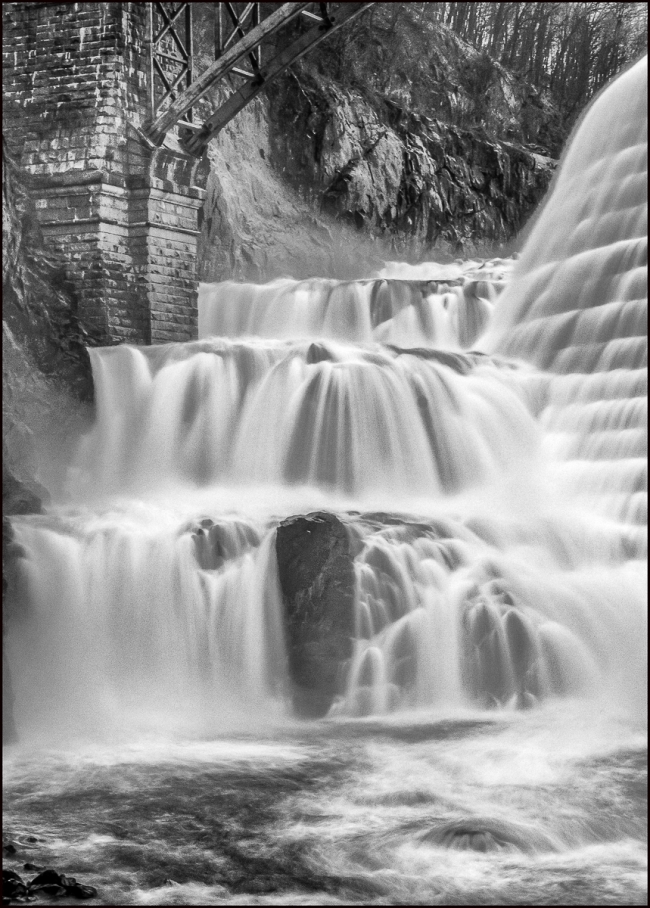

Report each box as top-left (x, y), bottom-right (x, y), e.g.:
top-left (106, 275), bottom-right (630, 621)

top-left (276, 512), bottom-right (355, 718)
top-left (2, 868), bottom-right (97, 904)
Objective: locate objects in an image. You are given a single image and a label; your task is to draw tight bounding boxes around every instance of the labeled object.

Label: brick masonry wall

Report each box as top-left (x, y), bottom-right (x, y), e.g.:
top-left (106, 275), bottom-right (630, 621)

top-left (3, 1), bottom-right (207, 345)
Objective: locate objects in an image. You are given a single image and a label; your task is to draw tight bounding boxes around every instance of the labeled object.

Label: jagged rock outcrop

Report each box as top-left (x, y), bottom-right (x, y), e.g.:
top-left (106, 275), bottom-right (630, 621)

top-left (2, 868), bottom-right (97, 902)
top-left (197, 79), bottom-right (554, 282)
top-left (196, 88), bottom-right (396, 284)
top-left (271, 74), bottom-right (555, 259)
top-left (193, 10), bottom-right (557, 284)
top-left (275, 512), bottom-right (356, 718)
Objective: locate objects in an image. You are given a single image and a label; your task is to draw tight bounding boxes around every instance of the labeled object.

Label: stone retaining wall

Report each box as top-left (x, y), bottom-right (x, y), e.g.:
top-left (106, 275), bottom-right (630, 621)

top-left (3, 1), bottom-right (207, 345)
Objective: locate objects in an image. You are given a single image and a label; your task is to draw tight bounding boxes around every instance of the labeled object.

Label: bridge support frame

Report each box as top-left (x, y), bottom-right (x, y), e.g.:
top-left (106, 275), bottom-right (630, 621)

top-left (3, 1), bottom-right (208, 346)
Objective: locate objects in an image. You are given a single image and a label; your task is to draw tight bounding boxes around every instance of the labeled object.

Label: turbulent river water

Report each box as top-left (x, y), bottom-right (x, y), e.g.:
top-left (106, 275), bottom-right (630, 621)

top-left (3, 57), bottom-right (647, 906)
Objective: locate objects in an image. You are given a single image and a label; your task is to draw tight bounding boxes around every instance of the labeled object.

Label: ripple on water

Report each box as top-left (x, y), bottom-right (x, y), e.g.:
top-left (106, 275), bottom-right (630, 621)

top-left (3, 711), bottom-right (646, 906)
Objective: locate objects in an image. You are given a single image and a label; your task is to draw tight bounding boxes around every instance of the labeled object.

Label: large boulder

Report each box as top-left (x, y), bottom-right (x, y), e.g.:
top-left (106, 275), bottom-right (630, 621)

top-left (275, 512), bottom-right (356, 718)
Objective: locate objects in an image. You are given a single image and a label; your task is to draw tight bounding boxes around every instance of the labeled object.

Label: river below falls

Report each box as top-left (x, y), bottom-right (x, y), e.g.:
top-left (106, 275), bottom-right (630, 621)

top-left (3, 703), bottom-right (646, 906)
top-left (5, 52), bottom-right (648, 908)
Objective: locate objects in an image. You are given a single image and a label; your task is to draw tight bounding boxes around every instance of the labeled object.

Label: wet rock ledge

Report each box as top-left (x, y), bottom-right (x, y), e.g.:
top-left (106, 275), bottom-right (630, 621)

top-left (276, 512), bottom-right (356, 718)
top-left (3, 866), bottom-right (97, 904)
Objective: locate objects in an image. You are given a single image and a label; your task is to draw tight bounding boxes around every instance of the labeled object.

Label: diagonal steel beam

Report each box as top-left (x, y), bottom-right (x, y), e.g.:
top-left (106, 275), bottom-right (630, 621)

top-left (182, 2), bottom-right (374, 158)
top-left (154, 2), bottom-right (186, 46)
top-left (223, 2), bottom-right (261, 74)
top-left (223, 1), bottom-right (255, 49)
top-left (144, 2), bottom-right (310, 146)
top-left (153, 56), bottom-right (189, 99)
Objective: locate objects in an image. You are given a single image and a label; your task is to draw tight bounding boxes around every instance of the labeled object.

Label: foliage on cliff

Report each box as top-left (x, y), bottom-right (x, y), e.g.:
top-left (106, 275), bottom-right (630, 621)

top-left (240, 5), bottom-right (557, 257)
top-left (299, 2), bottom-right (647, 155)
top-left (262, 2), bottom-right (644, 256)
top-left (434, 2), bottom-right (647, 139)
top-left (193, 4), bottom-right (553, 271)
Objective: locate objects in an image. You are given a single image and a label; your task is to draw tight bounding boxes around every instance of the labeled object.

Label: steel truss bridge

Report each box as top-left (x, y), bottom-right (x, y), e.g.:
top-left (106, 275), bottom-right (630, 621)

top-left (144, 2), bottom-right (374, 157)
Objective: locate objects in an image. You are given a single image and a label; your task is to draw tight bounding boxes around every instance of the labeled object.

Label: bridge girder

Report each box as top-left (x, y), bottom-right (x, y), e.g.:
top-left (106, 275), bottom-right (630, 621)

top-left (144, 2), bottom-right (375, 157)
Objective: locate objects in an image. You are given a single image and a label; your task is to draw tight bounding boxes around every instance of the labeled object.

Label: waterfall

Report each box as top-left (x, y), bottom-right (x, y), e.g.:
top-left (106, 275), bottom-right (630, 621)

top-left (10, 511), bottom-right (287, 738)
top-left (197, 267), bottom-right (505, 349)
top-left (481, 55), bottom-right (647, 555)
top-left (75, 339), bottom-right (537, 499)
top-left (339, 516), bottom-right (645, 717)
top-left (6, 57), bottom-right (647, 739)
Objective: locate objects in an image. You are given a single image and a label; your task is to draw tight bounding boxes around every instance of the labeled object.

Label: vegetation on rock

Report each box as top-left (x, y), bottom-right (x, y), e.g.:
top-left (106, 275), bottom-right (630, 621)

top-left (259, 1), bottom-right (646, 257)
top-left (301, 2), bottom-right (647, 154)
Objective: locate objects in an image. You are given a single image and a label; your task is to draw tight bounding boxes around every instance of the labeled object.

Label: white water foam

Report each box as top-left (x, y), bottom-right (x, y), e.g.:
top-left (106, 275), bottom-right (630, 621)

top-left (5, 57), bottom-right (647, 741)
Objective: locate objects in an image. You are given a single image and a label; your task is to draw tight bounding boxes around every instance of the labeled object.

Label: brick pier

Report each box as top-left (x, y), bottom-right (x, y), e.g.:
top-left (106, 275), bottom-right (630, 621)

top-left (3, 2), bottom-right (208, 344)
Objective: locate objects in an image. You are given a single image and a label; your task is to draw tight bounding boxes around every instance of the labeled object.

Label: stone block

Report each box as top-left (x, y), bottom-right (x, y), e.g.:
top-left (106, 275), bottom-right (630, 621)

top-left (4, 0), bottom-right (205, 346)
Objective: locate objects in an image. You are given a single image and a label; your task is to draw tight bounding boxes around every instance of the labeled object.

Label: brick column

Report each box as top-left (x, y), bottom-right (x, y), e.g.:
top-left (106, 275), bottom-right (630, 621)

top-left (3, 2), bottom-right (207, 345)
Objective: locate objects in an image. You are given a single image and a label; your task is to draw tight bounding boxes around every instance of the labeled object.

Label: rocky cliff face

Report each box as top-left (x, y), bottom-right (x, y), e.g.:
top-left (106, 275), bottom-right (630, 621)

top-left (196, 70), bottom-right (554, 284)
top-left (272, 73), bottom-right (555, 257)
top-left (196, 87), bottom-right (400, 283)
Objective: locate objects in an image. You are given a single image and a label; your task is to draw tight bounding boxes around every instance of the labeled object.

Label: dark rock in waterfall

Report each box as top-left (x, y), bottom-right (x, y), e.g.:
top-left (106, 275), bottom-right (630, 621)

top-left (190, 518), bottom-right (260, 571)
top-left (192, 522), bottom-right (228, 571)
top-left (306, 342), bottom-right (334, 365)
top-left (276, 512), bottom-right (356, 718)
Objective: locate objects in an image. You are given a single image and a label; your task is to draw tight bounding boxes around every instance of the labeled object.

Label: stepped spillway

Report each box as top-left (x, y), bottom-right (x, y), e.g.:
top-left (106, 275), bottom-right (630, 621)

top-left (77, 338), bottom-right (535, 499)
top-left (5, 57), bottom-right (648, 737)
top-left (481, 55), bottom-right (648, 554)
top-left (197, 258), bottom-right (512, 349)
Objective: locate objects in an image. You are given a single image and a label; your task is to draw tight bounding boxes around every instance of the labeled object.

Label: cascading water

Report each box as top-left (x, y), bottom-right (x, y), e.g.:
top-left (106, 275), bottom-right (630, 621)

top-left (4, 55), bottom-right (647, 907)
top-left (197, 260), bottom-right (510, 349)
top-left (482, 55), bottom-right (648, 554)
top-left (9, 511), bottom-right (287, 739)
top-left (76, 339), bottom-right (535, 498)
top-left (8, 266), bottom-right (645, 729)
top-left (339, 514), bottom-right (645, 719)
